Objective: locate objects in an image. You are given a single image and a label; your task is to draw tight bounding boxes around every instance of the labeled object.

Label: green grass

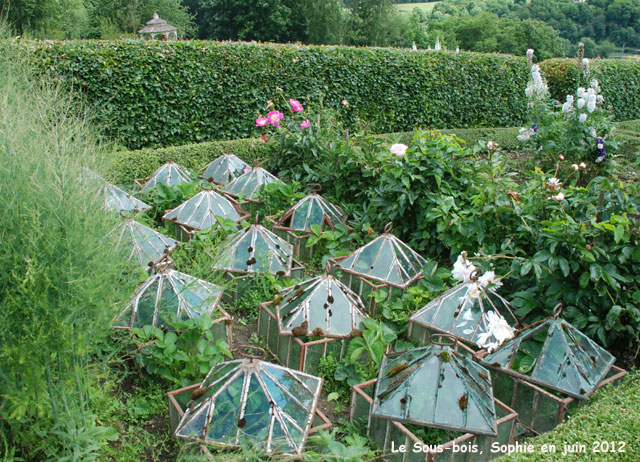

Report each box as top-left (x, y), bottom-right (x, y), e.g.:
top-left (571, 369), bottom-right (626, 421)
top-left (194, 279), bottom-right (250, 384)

top-left (500, 371), bottom-right (640, 461)
top-left (395, 1), bottom-right (440, 14)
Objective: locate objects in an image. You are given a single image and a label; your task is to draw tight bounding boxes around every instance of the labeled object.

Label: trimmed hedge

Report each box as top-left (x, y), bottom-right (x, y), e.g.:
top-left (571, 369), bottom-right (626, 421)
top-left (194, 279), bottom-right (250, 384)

top-left (541, 58), bottom-right (640, 121)
top-left (29, 40), bottom-right (529, 150)
top-left (108, 123), bottom-right (640, 184)
top-left (499, 372), bottom-right (640, 462)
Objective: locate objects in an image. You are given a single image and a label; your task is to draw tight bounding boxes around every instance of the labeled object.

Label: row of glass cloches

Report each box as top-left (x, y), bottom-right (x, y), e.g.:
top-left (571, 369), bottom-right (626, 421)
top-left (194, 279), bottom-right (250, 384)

top-left (87, 154), bottom-right (615, 456)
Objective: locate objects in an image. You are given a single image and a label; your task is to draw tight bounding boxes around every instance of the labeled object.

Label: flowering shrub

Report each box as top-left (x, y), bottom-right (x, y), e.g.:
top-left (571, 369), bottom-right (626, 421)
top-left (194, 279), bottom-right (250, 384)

top-left (518, 52), bottom-right (618, 177)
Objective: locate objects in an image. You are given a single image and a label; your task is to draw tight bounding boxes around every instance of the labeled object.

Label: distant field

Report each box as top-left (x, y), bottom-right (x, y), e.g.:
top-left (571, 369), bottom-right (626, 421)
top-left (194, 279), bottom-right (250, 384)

top-left (395, 2), bottom-right (440, 14)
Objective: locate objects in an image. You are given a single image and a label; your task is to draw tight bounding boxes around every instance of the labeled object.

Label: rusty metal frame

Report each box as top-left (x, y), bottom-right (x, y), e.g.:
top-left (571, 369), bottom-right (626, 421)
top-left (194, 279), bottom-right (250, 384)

top-left (167, 373), bottom-right (332, 457)
top-left (162, 192), bottom-right (249, 242)
top-left (349, 379), bottom-right (518, 462)
top-left (257, 301), bottom-right (351, 374)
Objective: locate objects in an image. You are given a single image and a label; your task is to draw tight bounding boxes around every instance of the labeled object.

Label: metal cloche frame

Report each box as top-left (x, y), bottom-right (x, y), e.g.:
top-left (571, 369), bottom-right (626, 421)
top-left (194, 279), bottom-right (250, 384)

top-left (408, 281), bottom-right (518, 349)
top-left (222, 167), bottom-right (280, 201)
top-left (200, 154), bottom-right (250, 185)
top-left (274, 192), bottom-right (348, 233)
top-left (136, 162), bottom-right (194, 193)
top-left (113, 267), bottom-right (228, 329)
top-left (105, 183), bottom-right (151, 214)
top-left (212, 224), bottom-right (294, 276)
top-left (479, 305), bottom-right (615, 399)
top-left (162, 190), bottom-right (249, 232)
top-left (174, 348), bottom-right (323, 455)
top-left (113, 219), bottom-right (179, 269)
top-left (275, 274), bottom-right (369, 338)
top-left (335, 224), bottom-right (427, 289)
top-left (371, 337), bottom-right (498, 437)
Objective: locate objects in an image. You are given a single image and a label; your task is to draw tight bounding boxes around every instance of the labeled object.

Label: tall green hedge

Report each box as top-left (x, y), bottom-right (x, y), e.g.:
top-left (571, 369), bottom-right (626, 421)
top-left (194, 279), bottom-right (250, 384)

top-left (29, 40), bottom-right (529, 150)
top-left (541, 58), bottom-right (640, 121)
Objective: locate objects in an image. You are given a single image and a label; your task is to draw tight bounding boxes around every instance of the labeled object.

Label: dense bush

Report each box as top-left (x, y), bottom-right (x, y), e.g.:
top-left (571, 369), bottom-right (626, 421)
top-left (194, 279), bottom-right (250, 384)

top-left (0, 36), bottom-right (135, 459)
top-left (28, 39), bottom-right (530, 149)
top-left (541, 58), bottom-right (640, 121)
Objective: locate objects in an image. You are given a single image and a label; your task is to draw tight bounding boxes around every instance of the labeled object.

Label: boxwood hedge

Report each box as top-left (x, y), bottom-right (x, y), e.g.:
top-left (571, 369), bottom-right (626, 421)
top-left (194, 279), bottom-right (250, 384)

top-left (541, 58), bottom-right (640, 121)
top-left (29, 40), bottom-right (530, 150)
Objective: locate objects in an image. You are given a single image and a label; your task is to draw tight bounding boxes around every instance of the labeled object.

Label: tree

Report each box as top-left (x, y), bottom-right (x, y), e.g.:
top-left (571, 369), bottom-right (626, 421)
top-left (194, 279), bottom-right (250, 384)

top-left (192, 0), bottom-right (307, 42)
top-left (304, 0), bottom-right (344, 45)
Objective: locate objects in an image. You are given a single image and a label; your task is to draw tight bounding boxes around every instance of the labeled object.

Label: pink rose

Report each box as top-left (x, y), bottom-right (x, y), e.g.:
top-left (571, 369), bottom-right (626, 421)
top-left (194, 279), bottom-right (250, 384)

top-left (289, 99), bottom-right (304, 112)
top-left (390, 143), bottom-right (408, 157)
top-left (300, 120), bottom-right (311, 129)
top-left (341, 99), bottom-right (348, 106)
top-left (256, 117), bottom-right (269, 127)
top-left (267, 111), bottom-right (284, 127)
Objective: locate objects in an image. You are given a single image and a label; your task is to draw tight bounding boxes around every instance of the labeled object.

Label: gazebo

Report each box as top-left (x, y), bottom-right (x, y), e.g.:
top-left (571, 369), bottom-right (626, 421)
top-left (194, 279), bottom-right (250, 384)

top-left (138, 13), bottom-right (178, 40)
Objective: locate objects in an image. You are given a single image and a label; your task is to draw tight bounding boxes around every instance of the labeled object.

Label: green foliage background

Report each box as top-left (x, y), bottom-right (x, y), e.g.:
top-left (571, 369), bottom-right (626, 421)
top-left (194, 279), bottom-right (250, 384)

top-left (541, 58), bottom-right (640, 121)
top-left (29, 39), bottom-right (530, 149)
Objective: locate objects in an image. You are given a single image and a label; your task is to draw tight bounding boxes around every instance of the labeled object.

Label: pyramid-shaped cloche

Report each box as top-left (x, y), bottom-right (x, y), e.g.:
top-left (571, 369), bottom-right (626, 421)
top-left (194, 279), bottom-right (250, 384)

top-left (174, 351), bottom-right (322, 455)
top-left (113, 219), bottom-right (179, 269)
top-left (222, 167), bottom-right (280, 201)
top-left (336, 225), bottom-right (426, 288)
top-left (212, 224), bottom-right (294, 276)
top-left (138, 162), bottom-right (193, 193)
top-left (200, 154), bottom-right (250, 185)
top-left (479, 307), bottom-right (615, 399)
top-left (113, 267), bottom-right (228, 329)
top-left (274, 193), bottom-right (347, 233)
top-left (162, 190), bottom-right (247, 231)
top-left (105, 183), bottom-right (151, 214)
top-left (372, 340), bottom-right (497, 436)
top-left (275, 274), bottom-right (368, 337)
top-left (409, 281), bottom-right (518, 349)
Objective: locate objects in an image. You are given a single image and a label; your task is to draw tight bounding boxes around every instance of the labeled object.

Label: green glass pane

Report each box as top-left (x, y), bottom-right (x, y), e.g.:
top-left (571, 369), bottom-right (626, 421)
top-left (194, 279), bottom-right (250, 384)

top-left (177, 402), bottom-right (209, 438)
top-left (260, 371), bottom-right (309, 426)
top-left (353, 242), bottom-right (380, 274)
top-left (290, 200), bottom-right (311, 230)
top-left (240, 376), bottom-right (271, 440)
top-left (270, 419), bottom-right (294, 452)
top-left (307, 201), bottom-right (324, 228)
top-left (262, 365), bottom-right (314, 409)
top-left (133, 281), bottom-right (158, 327)
top-left (157, 281), bottom-right (180, 328)
top-left (207, 377), bottom-right (244, 444)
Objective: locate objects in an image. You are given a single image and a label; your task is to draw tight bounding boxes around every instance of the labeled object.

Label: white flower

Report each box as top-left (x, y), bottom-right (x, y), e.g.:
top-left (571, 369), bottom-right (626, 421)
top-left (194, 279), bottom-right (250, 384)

top-left (577, 87), bottom-right (586, 98)
top-left (577, 98), bottom-right (586, 109)
top-left (597, 142), bottom-right (604, 150)
top-left (579, 113), bottom-right (588, 123)
top-left (477, 311), bottom-right (514, 352)
top-left (597, 95), bottom-right (604, 103)
top-left (590, 79), bottom-right (600, 91)
top-left (466, 282), bottom-right (481, 300)
top-left (390, 143), bottom-right (408, 157)
top-left (562, 101), bottom-right (573, 114)
top-left (546, 177), bottom-right (562, 191)
top-left (596, 156), bottom-right (604, 163)
top-left (525, 64), bottom-right (548, 101)
top-left (566, 95), bottom-right (574, 104)
top-left (590, 128), bottom-right (597, 138)
top-left (552, 192), bottom-right (565, 201)
top-left (587, 100), bottom-right (596, 113)
top-left (487, 141), bottom-right (496, 150)
top-left (558, 154), bottom-right (565, 160)
top-left (579, 162), bottom-right (587, 169)
top-left (526, 49), bottom-right (534, 60)
top-left (478, 271), bottom-right (502, 289)
top-left (517, 127), bottom-right (533, 142)
top-left (572, 164), bottom-right (579, 171)
top-left (462, 309), bottom-right (475, 321)
top-left (582, 58), bottom-right (590, 76)
top-left (452, 252), bottom-right (477, 283)
top-left (434, 39), bottom-right (441, 51)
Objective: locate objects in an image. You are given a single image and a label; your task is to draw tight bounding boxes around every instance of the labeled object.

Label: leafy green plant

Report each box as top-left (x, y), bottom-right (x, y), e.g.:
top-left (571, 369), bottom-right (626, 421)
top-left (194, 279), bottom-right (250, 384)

top-left (142, 180), bottom-right (205, 225)
top-left (305, 428), bottom-right (377, 462)
top-left (347, 318), bottom-right (397, 381)
top-left (130, 315), bottom-right (232, 387)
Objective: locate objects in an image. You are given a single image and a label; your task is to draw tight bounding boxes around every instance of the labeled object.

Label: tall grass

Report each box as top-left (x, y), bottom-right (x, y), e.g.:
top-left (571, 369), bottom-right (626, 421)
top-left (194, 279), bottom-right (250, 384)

top-left (0, 28), bottom-right (134, 460)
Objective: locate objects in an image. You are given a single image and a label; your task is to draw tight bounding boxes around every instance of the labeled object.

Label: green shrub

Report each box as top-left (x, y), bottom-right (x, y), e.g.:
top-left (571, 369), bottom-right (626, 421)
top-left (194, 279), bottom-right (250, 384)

top-left (28, 39), bottom-right (530, 149)
top-left (541, 58), bottom-right (640, 121)
top-left (0, 35), bottom-right (134, 459)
